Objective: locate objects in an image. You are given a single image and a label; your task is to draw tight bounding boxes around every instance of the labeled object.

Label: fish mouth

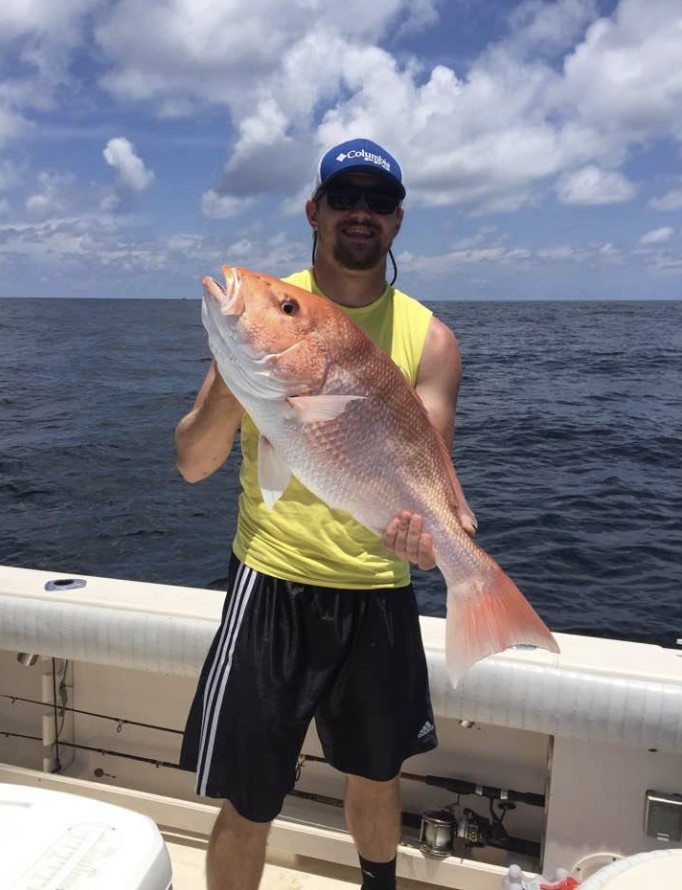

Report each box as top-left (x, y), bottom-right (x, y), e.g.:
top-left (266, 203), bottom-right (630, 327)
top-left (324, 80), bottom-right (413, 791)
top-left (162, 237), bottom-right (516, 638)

top-left (202, 265), bottom-right (244, 317)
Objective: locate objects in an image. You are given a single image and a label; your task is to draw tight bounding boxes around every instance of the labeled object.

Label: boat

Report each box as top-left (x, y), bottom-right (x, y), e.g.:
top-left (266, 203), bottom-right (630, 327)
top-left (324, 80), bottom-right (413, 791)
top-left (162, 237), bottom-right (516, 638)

top-left (1, 563), bottom-right (681, 888)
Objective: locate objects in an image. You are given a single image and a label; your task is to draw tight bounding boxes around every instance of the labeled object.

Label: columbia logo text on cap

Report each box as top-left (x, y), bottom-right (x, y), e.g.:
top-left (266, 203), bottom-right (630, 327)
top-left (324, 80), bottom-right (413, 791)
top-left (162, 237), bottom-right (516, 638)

top-left (317, 138), bottom-right (405, 198)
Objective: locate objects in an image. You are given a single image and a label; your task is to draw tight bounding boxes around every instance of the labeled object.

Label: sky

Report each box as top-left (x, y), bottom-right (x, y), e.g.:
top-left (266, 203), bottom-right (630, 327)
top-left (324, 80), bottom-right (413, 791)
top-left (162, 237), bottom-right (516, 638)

top-left (1, 0), bottom-right (681, 301)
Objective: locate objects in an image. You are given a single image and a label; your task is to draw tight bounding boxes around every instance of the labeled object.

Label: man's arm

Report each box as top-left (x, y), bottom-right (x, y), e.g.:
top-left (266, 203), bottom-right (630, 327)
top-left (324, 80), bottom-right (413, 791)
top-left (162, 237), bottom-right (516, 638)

top-left (414, 315), bottom-right (460, 449)
top-left (175, 360), bottom-right (244, 483)
top-left (383, 317), bottom-right (477, 567)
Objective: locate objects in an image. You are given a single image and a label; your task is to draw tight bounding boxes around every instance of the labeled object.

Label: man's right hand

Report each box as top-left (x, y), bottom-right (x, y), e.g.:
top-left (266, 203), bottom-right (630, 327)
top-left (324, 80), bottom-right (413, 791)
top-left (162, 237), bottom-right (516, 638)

top-left (175, 360), bottom-right (244, 482)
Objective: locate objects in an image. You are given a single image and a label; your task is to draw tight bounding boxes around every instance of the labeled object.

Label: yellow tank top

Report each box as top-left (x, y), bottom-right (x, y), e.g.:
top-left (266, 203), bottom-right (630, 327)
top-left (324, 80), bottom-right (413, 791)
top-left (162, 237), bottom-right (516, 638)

top-left (232, 268), bottom-right (433, 588)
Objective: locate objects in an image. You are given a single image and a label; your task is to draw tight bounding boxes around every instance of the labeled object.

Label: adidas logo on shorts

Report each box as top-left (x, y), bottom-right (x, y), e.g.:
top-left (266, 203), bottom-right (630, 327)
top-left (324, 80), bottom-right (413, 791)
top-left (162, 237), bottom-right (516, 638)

top-left (417, 720), bottom-right (434, 739)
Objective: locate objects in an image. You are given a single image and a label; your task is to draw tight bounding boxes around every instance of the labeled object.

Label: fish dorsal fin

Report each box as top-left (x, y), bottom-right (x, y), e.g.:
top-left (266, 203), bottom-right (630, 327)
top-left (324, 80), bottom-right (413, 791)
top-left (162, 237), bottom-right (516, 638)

top-left (287, 394), bottom-right (366, 423)
top-left (258, 436), bottom-right (292, 508)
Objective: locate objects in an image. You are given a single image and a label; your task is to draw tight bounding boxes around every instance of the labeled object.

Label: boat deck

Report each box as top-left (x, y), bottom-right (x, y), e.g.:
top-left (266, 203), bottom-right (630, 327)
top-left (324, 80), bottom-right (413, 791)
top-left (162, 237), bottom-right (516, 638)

top-left (164, 830), bottom-right (437, 889)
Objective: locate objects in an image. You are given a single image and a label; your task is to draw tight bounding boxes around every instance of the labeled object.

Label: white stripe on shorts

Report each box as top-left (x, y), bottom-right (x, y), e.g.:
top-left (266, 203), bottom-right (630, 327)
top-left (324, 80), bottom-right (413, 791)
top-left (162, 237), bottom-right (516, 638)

top-left (196, 561), bottom-right (257, 795)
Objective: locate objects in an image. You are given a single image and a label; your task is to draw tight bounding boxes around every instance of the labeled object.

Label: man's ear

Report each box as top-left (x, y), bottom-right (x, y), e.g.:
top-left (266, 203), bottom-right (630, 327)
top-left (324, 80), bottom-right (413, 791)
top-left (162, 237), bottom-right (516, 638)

top-left (305, 199), bottom-right (318, 230)
top-left (394, 205), bottom-right (404, 236)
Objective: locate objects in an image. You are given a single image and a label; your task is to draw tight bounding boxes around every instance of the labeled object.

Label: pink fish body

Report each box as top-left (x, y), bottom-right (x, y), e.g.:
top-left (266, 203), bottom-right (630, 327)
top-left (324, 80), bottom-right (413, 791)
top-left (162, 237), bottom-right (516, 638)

top-left (202, 266), bottom-right (559, 685)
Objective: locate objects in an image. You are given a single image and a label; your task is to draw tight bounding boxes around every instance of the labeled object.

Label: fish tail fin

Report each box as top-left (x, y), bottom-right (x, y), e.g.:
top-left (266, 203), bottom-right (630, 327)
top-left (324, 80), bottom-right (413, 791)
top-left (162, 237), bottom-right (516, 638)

top-left (445, 564), bottom-right (560, 687)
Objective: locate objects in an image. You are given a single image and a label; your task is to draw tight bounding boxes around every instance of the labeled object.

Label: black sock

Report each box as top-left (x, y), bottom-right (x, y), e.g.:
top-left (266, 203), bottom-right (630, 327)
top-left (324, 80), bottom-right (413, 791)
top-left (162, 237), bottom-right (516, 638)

top-left (358, 854), bottom-right (397, 890)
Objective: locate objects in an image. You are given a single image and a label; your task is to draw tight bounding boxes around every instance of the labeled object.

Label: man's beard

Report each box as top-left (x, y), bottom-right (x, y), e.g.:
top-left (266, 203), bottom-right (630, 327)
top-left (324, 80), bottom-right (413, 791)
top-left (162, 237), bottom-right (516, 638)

top-left (332, 238), bottom-right (386, 271)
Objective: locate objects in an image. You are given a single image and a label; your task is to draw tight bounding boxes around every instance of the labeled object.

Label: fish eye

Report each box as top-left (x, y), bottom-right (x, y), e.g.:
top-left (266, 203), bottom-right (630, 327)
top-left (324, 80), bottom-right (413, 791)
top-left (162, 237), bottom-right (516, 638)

top-left (281, 299), bottom-right (298, 316)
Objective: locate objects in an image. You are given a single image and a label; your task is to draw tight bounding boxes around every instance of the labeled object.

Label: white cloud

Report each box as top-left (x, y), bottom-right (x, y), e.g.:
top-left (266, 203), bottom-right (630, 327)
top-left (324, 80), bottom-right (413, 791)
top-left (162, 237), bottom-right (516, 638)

top-left (0, 105), bottom-right (29, 146)
top-left (398, 237), bottom-right (630, 279)
top-left (508, 0), bottom-right (599, 56)
top-left (538, 246), bottom-right (579, 260)
top-left (88, 1), bottom-right (591, 211)
top-left (560, 0), bottom-right (682, 144)
top-left (537, 243), bottom-right (624, 263)
top-left (231, 231), bottom-right (308, 275)
top-left (201, 190), bottom-right (253, 219)
top-left (393, 0), bottom-right (439, 37)
top-left (451, 227), bottom-right (502, 250)
top-left (0, 0), bottom-right (100, 143)
top-left (0, 216), bottom-right (112, 264)
top-left (103, 137), bottom-right (154, 192)
top-left (0, 215), bottom-right (188, 278)
top-left (24, 171), bottom-right (75, 218)
top-left (219, 0), bottom-right (682, 213)
top-left (650, 184), bottom-right (682, 211)
top-left (651, 256), bottom-right (682, 274)
top-left (556, 165), bottom-right (637, 205)
top-left (313, 50), bottom-right (562, 213)
top-left (400, 245), bottom-right (532, 276)
top-left (0, 0), bottom-right (95, 39)
top-left (639, 226), bottom-right (674, 245)
top-left (2, 0), bottom-right (679, 219)
top-left (217, 99), bottom-right (306, 197)
top-left (95, 0), bottom-right (417, 112)
top-left (19, 164), bottom-right (143, 224)
top-left (0, 159), bottom-right (21, 191)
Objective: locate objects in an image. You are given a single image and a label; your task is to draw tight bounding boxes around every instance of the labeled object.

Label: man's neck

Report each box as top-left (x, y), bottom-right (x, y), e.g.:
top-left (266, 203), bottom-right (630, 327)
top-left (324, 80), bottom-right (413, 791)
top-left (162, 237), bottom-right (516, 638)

top-left (312, 260), bottom-right (388, 308)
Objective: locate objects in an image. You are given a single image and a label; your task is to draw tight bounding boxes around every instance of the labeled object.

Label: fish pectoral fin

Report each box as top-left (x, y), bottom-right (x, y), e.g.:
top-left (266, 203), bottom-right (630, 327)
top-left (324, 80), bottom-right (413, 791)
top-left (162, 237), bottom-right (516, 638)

top-left (287, 394), bottom-right (366, 423)
top-left (258, 436), bottom-right (292, 508)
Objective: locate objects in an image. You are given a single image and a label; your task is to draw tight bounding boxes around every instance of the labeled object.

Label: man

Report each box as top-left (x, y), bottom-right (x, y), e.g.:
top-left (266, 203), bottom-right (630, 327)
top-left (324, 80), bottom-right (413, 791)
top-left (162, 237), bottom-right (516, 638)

top-left (176, 137), bottom-right (475, 890)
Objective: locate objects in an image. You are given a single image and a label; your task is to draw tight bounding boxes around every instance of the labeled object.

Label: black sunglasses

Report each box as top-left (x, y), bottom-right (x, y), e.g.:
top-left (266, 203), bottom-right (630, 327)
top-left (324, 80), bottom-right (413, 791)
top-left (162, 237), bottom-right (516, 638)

top-left (322, 184), bottom-right (401, 215)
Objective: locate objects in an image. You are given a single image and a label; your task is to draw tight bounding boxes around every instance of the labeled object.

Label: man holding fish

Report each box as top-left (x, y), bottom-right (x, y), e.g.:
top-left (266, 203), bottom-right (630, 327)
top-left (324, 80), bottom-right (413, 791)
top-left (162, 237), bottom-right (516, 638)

top-left (175, 138), bottom-right (557, 890)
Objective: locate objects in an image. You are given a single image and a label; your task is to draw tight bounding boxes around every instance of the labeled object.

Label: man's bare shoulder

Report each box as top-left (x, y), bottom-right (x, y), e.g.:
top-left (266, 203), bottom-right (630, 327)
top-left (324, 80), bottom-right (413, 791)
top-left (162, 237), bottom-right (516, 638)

top-left (421, 314), bottom-right (461, 367)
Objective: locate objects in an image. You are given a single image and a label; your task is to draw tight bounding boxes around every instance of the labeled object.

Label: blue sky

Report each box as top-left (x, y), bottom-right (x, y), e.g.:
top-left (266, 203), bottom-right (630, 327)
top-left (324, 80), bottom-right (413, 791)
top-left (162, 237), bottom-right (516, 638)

top-left (1, 0), bottom-right (681, 301)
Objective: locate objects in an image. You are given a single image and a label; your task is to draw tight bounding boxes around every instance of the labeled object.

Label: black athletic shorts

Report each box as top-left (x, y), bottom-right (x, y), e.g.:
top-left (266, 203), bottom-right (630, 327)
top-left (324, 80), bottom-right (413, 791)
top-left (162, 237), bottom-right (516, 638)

top-left (180, 553), bottom-right (437, 823)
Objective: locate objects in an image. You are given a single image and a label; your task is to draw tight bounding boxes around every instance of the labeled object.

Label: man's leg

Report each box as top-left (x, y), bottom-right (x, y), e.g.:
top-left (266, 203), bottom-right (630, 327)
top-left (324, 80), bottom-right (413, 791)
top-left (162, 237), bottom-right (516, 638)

top-left (345, 774), bottom-right (401, 888)
top-left (344, 773), bottom-right (401, 859)
top-left (206, 800), bottom-right (271, 890)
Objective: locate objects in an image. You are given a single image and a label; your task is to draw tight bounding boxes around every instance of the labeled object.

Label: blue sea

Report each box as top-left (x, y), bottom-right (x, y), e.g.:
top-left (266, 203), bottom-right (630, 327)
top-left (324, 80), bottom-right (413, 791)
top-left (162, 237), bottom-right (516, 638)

top-left (1, 297), bottom-right (680, 648)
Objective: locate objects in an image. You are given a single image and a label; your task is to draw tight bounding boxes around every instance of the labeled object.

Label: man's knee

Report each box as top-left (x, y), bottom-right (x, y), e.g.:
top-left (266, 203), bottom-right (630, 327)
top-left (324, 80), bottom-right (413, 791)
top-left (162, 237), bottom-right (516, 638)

top-left (346, 773), bottom-right (400, 801)
top-left (211, 799), bottom-right (272, 843)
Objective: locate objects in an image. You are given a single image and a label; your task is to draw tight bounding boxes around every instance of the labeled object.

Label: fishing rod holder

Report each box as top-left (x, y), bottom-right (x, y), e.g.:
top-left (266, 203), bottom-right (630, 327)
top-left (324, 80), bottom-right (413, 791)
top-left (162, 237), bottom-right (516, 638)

top-left (16, 652), bottom-right (39, 667)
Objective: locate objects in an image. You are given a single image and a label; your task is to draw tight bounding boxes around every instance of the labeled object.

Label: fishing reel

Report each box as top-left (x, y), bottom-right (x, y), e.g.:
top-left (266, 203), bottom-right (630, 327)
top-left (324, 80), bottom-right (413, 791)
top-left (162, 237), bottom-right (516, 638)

top-left (419, 806), bottom-right (491, 857)
top-left (419, 793), bottom-right (523, 858)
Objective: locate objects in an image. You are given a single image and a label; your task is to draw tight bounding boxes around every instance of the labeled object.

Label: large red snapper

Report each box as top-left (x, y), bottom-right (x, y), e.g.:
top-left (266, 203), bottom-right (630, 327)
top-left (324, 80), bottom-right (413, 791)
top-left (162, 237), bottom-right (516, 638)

top-left (202, 265), bottom-right (560, 685)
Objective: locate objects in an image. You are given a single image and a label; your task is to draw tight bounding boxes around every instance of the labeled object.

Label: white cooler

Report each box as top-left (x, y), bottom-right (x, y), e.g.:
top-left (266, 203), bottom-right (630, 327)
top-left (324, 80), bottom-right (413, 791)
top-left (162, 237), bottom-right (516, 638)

top-left (579, 848), bottom-right (682, 889)
top-left (0, 783), bottom-right (173, 889)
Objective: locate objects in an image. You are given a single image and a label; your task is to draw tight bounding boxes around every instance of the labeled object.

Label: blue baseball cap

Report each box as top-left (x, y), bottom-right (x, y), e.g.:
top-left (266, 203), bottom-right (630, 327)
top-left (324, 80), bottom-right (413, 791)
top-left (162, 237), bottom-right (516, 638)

top-left (316, 138), bottom-right (406, 199)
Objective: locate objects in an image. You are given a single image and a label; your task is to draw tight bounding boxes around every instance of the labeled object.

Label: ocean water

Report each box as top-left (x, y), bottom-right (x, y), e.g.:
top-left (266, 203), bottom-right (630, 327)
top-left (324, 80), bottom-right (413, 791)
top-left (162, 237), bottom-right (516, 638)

top-left (1, 297), bottom-right (680, 648)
